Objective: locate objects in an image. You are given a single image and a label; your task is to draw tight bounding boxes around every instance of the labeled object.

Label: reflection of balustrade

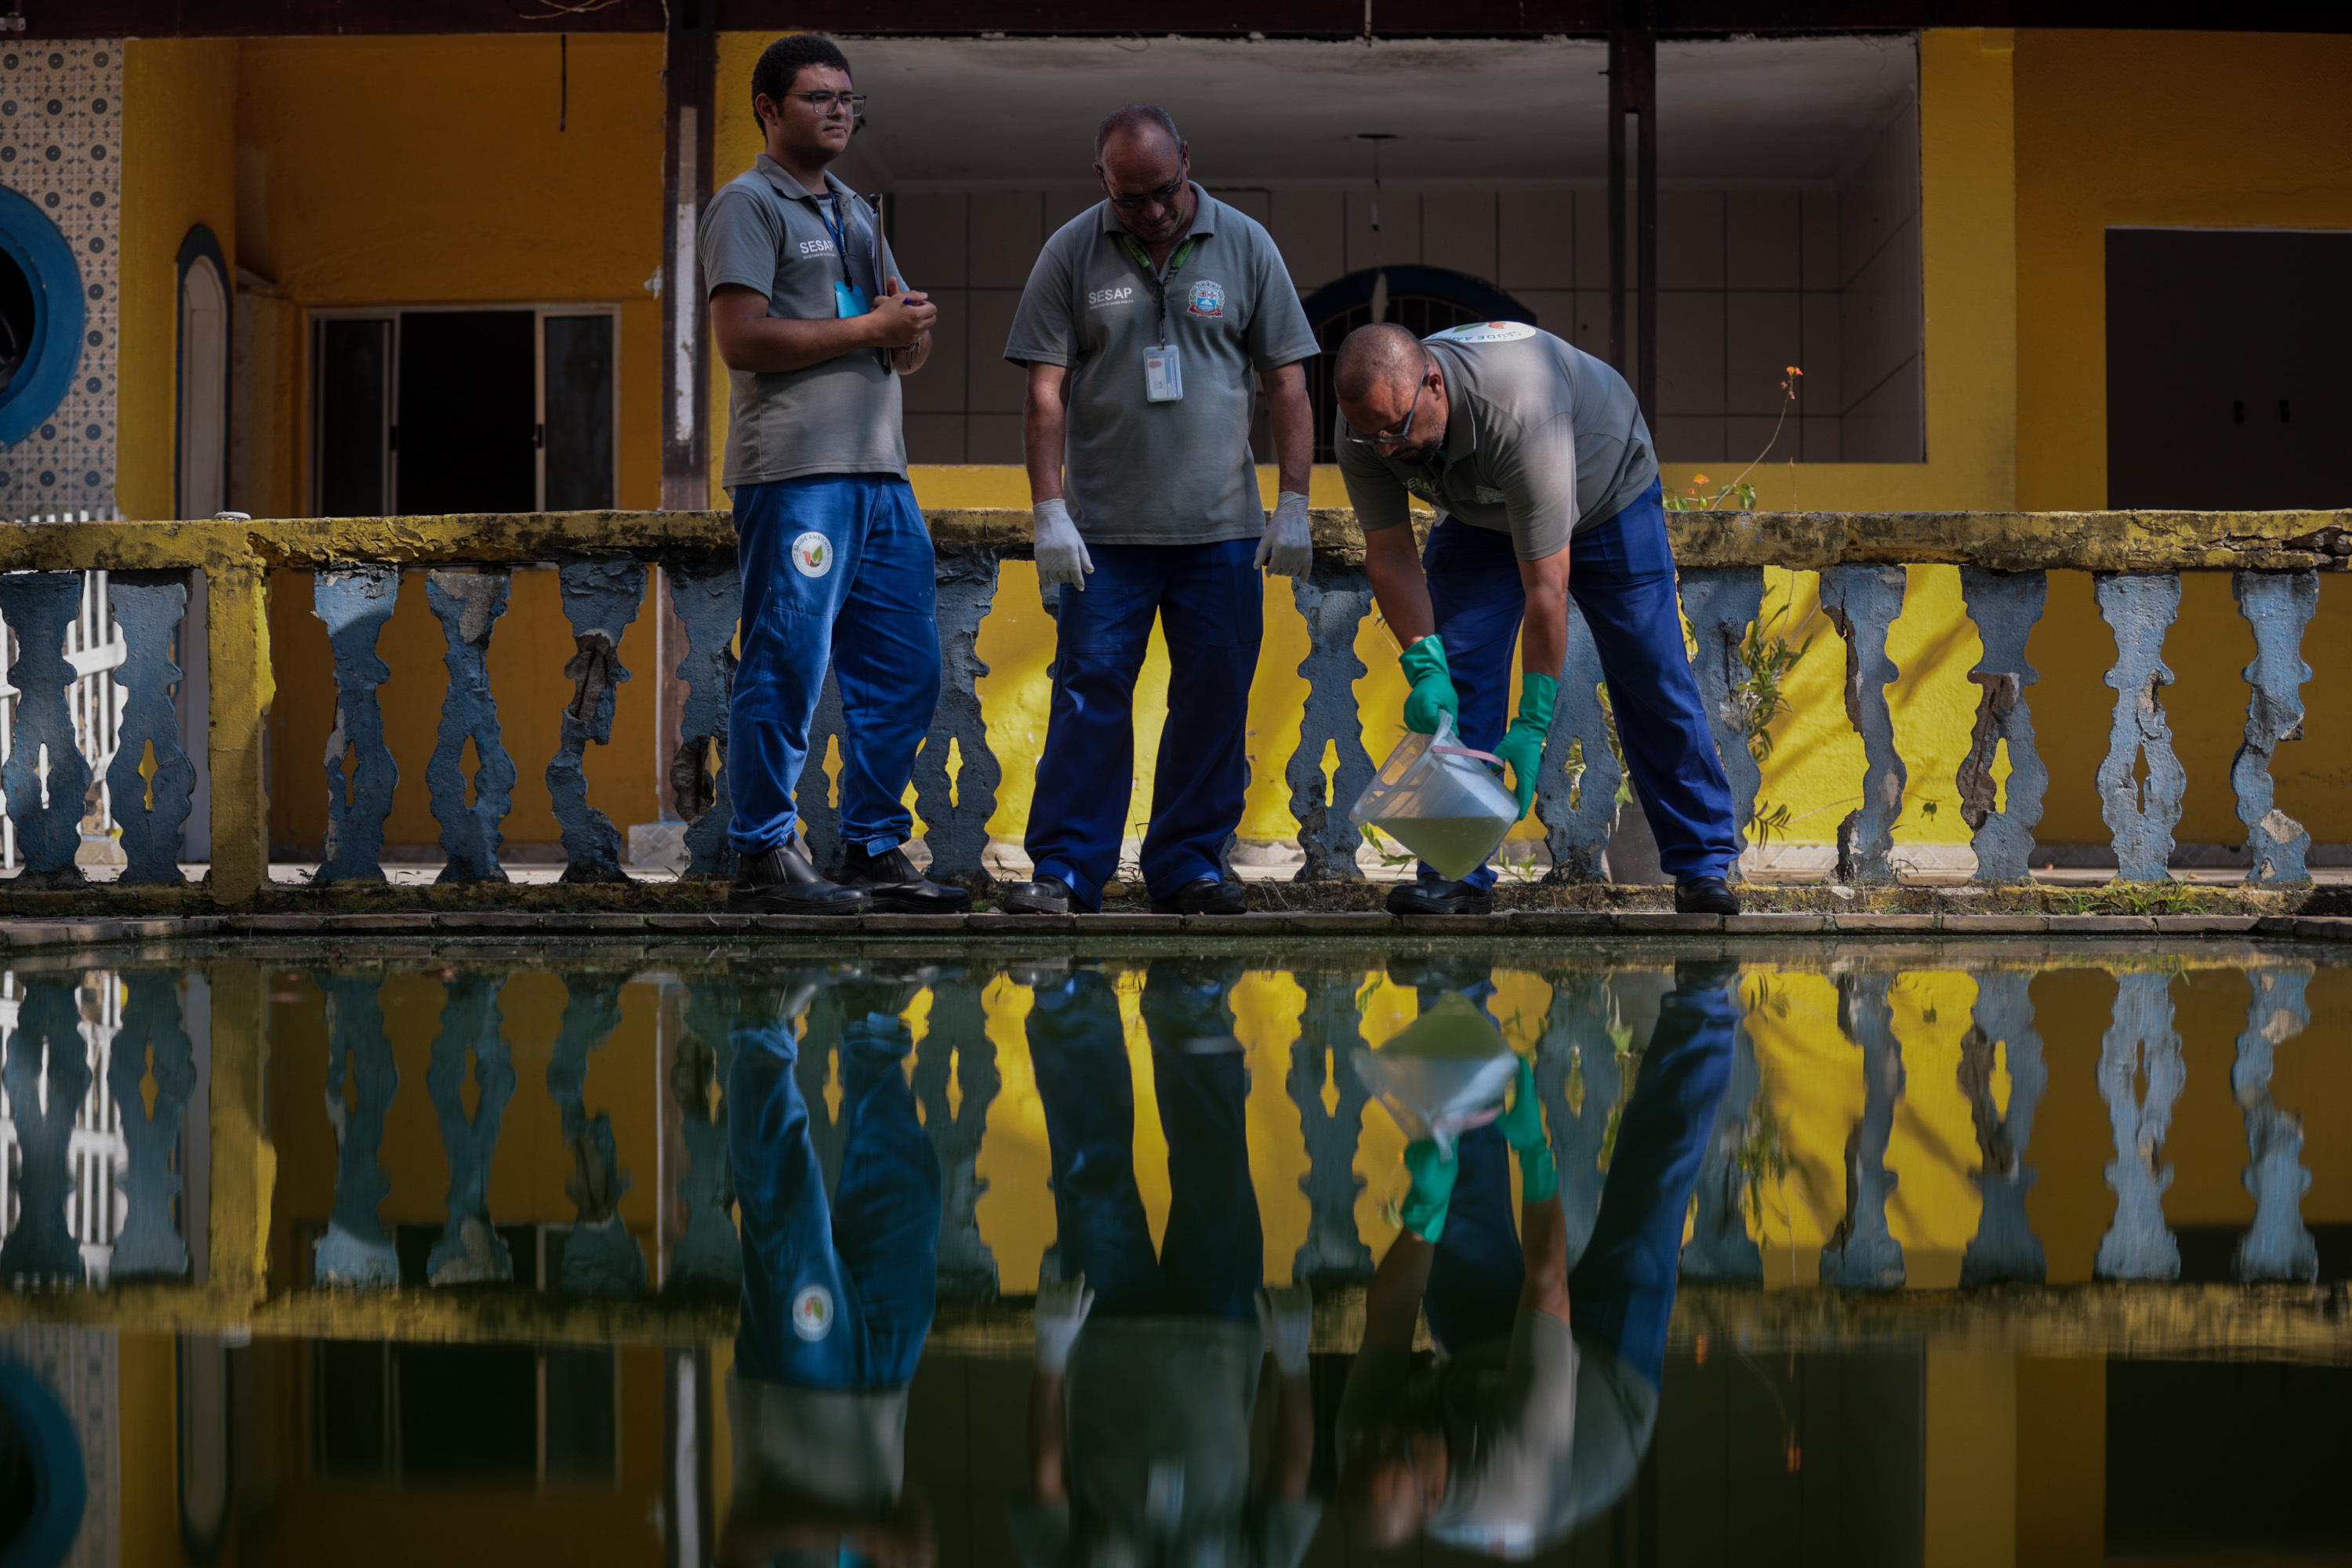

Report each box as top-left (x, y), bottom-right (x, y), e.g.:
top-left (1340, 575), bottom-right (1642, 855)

top-left (1821, 971), bottom-right (1905, 1290)
top-left (1287, 969), bottom-right (1374, 1285)
top-left (548, 970), bottom-right (649, 1297)
top-left (0, 510), bottom-right (2332, 898)
top-left (1958, 971), bottom-right (2047, 1286)
top-left (2095, 971), bottom-right (2185, 1281)
top-left (2232, 966), bottom-right (2316, 1283)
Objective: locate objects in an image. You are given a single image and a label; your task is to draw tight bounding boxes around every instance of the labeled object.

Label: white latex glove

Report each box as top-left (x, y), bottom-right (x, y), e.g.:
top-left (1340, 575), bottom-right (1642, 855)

top-left (1033, 498), bottom-right (1094, 591)
top-left (1256, 1283), bottom-right (1313, 1377)
top-left (1254, 491), bottom-right (1314, 577)
top-left (1034, 1271), bottom-right (1094, 1374)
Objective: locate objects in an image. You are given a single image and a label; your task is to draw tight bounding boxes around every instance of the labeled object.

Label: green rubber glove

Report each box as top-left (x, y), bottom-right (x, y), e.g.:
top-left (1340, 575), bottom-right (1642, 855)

top-left (1399, 1138), bottom-right (1459, 1243)
top-left (1492, 672), bottom-right (1558, 820)
top-left (1496, 1055), bottom-right (1558, 1203)
top-left (1398, 635), bottom-right (1459, 736)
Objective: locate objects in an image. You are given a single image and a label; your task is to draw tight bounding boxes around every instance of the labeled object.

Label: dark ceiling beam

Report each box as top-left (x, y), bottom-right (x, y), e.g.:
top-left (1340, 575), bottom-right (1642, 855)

top-left (38, 0), bottom-right (2352, 36)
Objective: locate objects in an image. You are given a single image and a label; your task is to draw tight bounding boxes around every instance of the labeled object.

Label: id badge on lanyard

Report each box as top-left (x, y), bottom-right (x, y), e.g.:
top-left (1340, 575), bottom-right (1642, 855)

top-left (825, 195), bottom-right (870, 318)
top-left (1144, 343), bottom-right (1183, 402)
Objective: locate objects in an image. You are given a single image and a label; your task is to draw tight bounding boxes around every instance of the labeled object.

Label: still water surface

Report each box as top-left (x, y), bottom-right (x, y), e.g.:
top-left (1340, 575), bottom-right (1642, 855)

top-left (2, 935), bottom-right (2347, 1565)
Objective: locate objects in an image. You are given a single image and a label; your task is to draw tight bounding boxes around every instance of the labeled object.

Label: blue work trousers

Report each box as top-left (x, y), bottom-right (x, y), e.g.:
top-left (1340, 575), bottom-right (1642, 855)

top-left (1421, 481), bottom-right (1739, 888)
top-left (1423, 963), bottom-right (1736, 1386)
top-left (729, 998), bottom-right (941, 1388)
top-left (728, 474), bottom-right (942, 858)
top-left (1027, 965), bottom-right (1263, 1323)
top-left (1025, 539), bottom-right (1263, 909)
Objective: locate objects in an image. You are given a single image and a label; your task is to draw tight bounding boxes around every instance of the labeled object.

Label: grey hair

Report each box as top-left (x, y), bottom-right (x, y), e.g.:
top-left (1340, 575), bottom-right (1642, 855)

top-left (1094, 103), bottom-right (1182, 158)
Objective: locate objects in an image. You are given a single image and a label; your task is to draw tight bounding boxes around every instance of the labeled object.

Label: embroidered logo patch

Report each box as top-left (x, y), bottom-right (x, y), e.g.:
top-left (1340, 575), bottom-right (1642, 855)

top-left (792, 1284), bottom-right (835, 1341)
top-left (1475, 485), bottom-right (1507, 503)
top-left (1186, 280), bottom-right (1225, 317)
top-left (790, 532), bottom-right (833, 579)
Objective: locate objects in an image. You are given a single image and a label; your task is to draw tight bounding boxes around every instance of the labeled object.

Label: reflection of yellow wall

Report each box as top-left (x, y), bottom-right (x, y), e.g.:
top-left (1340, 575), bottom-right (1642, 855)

top-left (118, 38), bottom-right (241, 523)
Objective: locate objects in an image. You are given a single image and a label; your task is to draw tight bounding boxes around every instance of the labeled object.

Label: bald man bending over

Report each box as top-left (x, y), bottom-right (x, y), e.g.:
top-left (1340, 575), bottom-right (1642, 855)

top-left (1333, 322), bottom-right (1740, 915)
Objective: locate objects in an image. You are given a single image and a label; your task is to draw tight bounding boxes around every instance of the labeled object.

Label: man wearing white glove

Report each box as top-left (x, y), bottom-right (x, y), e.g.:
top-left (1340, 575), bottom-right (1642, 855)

top-left (1011, 958), bottom-right (1323, 1568)
top-left (999, 103), bottom-right (1319, 916)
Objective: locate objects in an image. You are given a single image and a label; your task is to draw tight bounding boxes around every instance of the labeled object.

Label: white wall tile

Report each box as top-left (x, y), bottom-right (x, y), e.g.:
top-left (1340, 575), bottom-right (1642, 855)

top-left (1657, 291), bottom-right (1726, 416)
top-left (1423, 190), bottom-right (1498, 283)
top-left (1800, 292), bottom-right (1842, 412)
top-left (891, 193), bottom-right (968, 289)
top-left (1268, 189), bottom-right (1346, 289)
top-left (1841, 355), bottom-right (1923, 462)
top-left (1725, 192), bottom-right (1801, 290)
top-left (1570, 290), bottom-right (1614, 358)
top-left (1044, 187), bottom-right (1098, 234)
top-left (1838, 103), bottom-right (1918, 289)
top-left (966, 290), bottom-right (1030, 414)
top-left (1347, 189), bottom-right (1421, 274)
top-left (1838, 211), bottom-right (1922, 416)
top-left (1500, 197), bottom-right (1575, 292)
top-left (1801, 190), bottom-right (1840, 290)
top-left (1800, 415), bottom-right (1842, 463)
top-left (1658, 191), bottom-right (1725, 291)
top-left (1655, 416), bottom-right (1725, 463)
top-left (1574, 189), bottom-right (1614, 292)
top-left (1515, 289), bottom-right (1577, 336)
top-left (971, 191), bottom-right (1046, 289)
top-left (1725, 291), bottom-right (1802, 416)
top-left (901, 288), bottom-right (969, 414)
top-left (1724, 416), bottom-right (1792, 468)
top-left (1208, 186), bottom-right (1272, 225)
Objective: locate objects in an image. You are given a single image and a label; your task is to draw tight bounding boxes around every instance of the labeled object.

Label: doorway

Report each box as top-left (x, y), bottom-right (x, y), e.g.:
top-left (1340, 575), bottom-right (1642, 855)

top-left (2106, 228), bottom-right (2352, 509)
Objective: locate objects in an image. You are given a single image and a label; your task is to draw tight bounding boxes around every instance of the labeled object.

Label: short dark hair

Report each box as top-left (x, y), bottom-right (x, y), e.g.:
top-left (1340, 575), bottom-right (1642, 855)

top-left (1094, 103), bottom-right (1181, 158)
top-left (752, 34), bottom-right (851, 125)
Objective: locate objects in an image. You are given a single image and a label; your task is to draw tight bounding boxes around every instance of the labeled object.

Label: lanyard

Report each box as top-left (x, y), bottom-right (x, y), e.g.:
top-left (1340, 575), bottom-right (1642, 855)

top-left (1118, 230), bottom-right (1202, 347)
top-left (822, 192), bottom-right (861, 291)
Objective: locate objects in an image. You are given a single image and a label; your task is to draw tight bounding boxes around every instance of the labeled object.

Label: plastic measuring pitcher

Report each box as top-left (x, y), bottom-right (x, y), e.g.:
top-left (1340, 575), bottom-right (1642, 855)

top-left (1348, 714), bottom-right (1522, 880)
top-left (1352, 993), bottom-right (1521, 1158)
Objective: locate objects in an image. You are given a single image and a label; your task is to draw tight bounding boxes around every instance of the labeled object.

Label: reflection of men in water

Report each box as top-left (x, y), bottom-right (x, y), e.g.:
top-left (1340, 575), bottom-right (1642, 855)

top-left (719, 969), bottom-right (943, 1568)
top-left (1336, 960), bottom-right (1737, 1555)
top-left (1012, 959), bottom-right (1323, 1568)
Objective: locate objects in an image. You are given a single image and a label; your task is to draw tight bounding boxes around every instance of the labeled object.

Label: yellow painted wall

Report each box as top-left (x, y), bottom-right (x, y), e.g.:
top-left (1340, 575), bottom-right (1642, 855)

top-left (220, 36), bottom-right (673, 843)
top-left (2015, 1356), bottom-right (2103, 1568)
top-left (1926, 1346), bottom-right (2016, 1568)
top-left (118, 38), bottom-right (241, 522)
top-left (2015, 29), bottom-right (2352, 846)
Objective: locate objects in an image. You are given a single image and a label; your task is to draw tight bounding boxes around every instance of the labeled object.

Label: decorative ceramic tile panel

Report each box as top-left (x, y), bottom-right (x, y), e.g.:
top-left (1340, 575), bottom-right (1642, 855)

top-left (0, 41), bottom-right (122, 520)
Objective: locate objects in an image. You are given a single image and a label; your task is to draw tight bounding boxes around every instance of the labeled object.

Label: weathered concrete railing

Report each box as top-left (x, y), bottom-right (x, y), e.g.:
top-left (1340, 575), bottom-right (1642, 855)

top-left (0, 507), bottom-right (2342, 902)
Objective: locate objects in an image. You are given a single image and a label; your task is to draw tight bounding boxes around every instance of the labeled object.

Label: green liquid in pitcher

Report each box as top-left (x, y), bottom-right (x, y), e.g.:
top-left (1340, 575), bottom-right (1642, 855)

top-left (1380, 816), bottom-right (1510, 880)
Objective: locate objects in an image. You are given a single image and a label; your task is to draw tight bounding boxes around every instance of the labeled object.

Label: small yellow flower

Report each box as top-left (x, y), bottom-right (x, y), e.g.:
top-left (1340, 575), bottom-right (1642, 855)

top-left (1691, 474), bottom-right (1709, 485)
top-left (1786, 365), bottom-right (1804, 376)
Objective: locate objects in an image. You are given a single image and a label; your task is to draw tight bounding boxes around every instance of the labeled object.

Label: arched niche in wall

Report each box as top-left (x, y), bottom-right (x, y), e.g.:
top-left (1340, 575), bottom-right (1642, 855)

top-left (0, 185), bottom-right (86, 448)
top-left (1298, 265), bottom-right (1536, 463)
top-left (176, 226), bottom-right (230, 522)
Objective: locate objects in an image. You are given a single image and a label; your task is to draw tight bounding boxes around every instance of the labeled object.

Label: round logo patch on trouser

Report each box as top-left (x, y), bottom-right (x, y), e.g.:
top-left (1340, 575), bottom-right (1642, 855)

top-left (790, 532), bottom-right (834, 579)
top-left (792, 1283), bottom-right (836, 1340)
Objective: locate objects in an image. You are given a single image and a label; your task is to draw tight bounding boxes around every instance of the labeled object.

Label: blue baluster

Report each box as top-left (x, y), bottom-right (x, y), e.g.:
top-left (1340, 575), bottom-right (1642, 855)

top-left (1681, 985), bottom-right (1766, 1283)
top-left (426, 569), bottom-right (518, 884)
top-left (2233, 965), bottom-right (2316, 1282)
top-left (2230, 572), bottom-right (2318, 887)
top-left (1820, 970), bottom-right (1905, 1290)
top-left (665, 557), bottom-right (742, 880)
top-left (548, 971), bottom-right (648, 1297)
top-left (792, 669), bottom-right (848, 875)
top-left (549, 558), bottom-right (645, 884)
top-left (311, 565), bottom-right (401, 884)
top-left (1537, 602), bottom-right (1623, 883)
top-left (2094, 971), bottom-right (2183, 1280)
top-left (0, 978), bottom-right (90, 1286)
top-left (662, 976), bottom-right (741, 1301)
top-left (1288, 967), bottom-right (1373, 1285)
top-left (1818, 564), bottom-right (1907, 884)
top-left (1677, 566), bottom-right (1766, 867)
top-left (103, 574), bottom-right (195, 885)
top-left (1541, 970), bottom-right (1623, 1267)
top-left (916, 968), bottom-right (1004, 1301)
top-left (1287, 563), bottom-right (1378, 881)
top-left (2093, 573), bottom-right (2187, 883)
top-left (426, 972), bottom-right (516, 1285)
top-left (1955, 568), bottom-right (2049, 884)
top-left (1958, 971), bottom-right (2047, 1285)
top-left (107, 971), bottom-right (195, 1280)
top-left (313, 972), bottom-right (401, 1290)
top-left (913, 547), bottom-right (1003, 888)
top-left (0, 574), bottom-right (93, 885)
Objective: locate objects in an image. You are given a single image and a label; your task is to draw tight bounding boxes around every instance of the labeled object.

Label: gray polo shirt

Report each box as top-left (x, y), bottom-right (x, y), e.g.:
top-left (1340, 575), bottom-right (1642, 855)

top-left (701, 155), bottom-right (908, 489)
top-left (727, 1374), bottom-right (909, 1568)
top-left (1004, 187), bottom-right (1319, 546)
top-left (1335, 322), bottom-right (1657, 561)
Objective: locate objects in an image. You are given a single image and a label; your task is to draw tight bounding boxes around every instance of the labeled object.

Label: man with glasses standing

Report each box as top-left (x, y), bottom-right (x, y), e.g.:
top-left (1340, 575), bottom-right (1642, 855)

top-left (994, 105), bottom-right (1319, 917)
top-left (1330, 321), bottom-right (1741, 916)
top-left (702, 34), bottom-right (968, 916)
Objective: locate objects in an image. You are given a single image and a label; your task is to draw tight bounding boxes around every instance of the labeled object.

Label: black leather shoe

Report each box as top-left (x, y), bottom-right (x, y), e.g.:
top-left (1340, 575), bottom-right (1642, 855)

top-left (1150, 877), bottom-right (1250, 916)
top-left (998, 875), bottom-right (1083, 915)
top-left (728, 840), bottom-right (869, 916)
top-left (836, 844), bottom-right (971, 913)
top-left (1385, 878), bottom-right (1495, 916)
top-left (1675, 876), bottom-right (1741, 916)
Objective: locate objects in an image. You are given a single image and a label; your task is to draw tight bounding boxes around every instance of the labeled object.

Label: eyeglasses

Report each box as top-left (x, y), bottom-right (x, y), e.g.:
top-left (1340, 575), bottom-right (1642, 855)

top-left (786, 90), bottom-right (868, 116)
top-left (1105, 173), bottom-right (1187, 209)
top-left (1342, 358), bottom-right (1436, 450)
